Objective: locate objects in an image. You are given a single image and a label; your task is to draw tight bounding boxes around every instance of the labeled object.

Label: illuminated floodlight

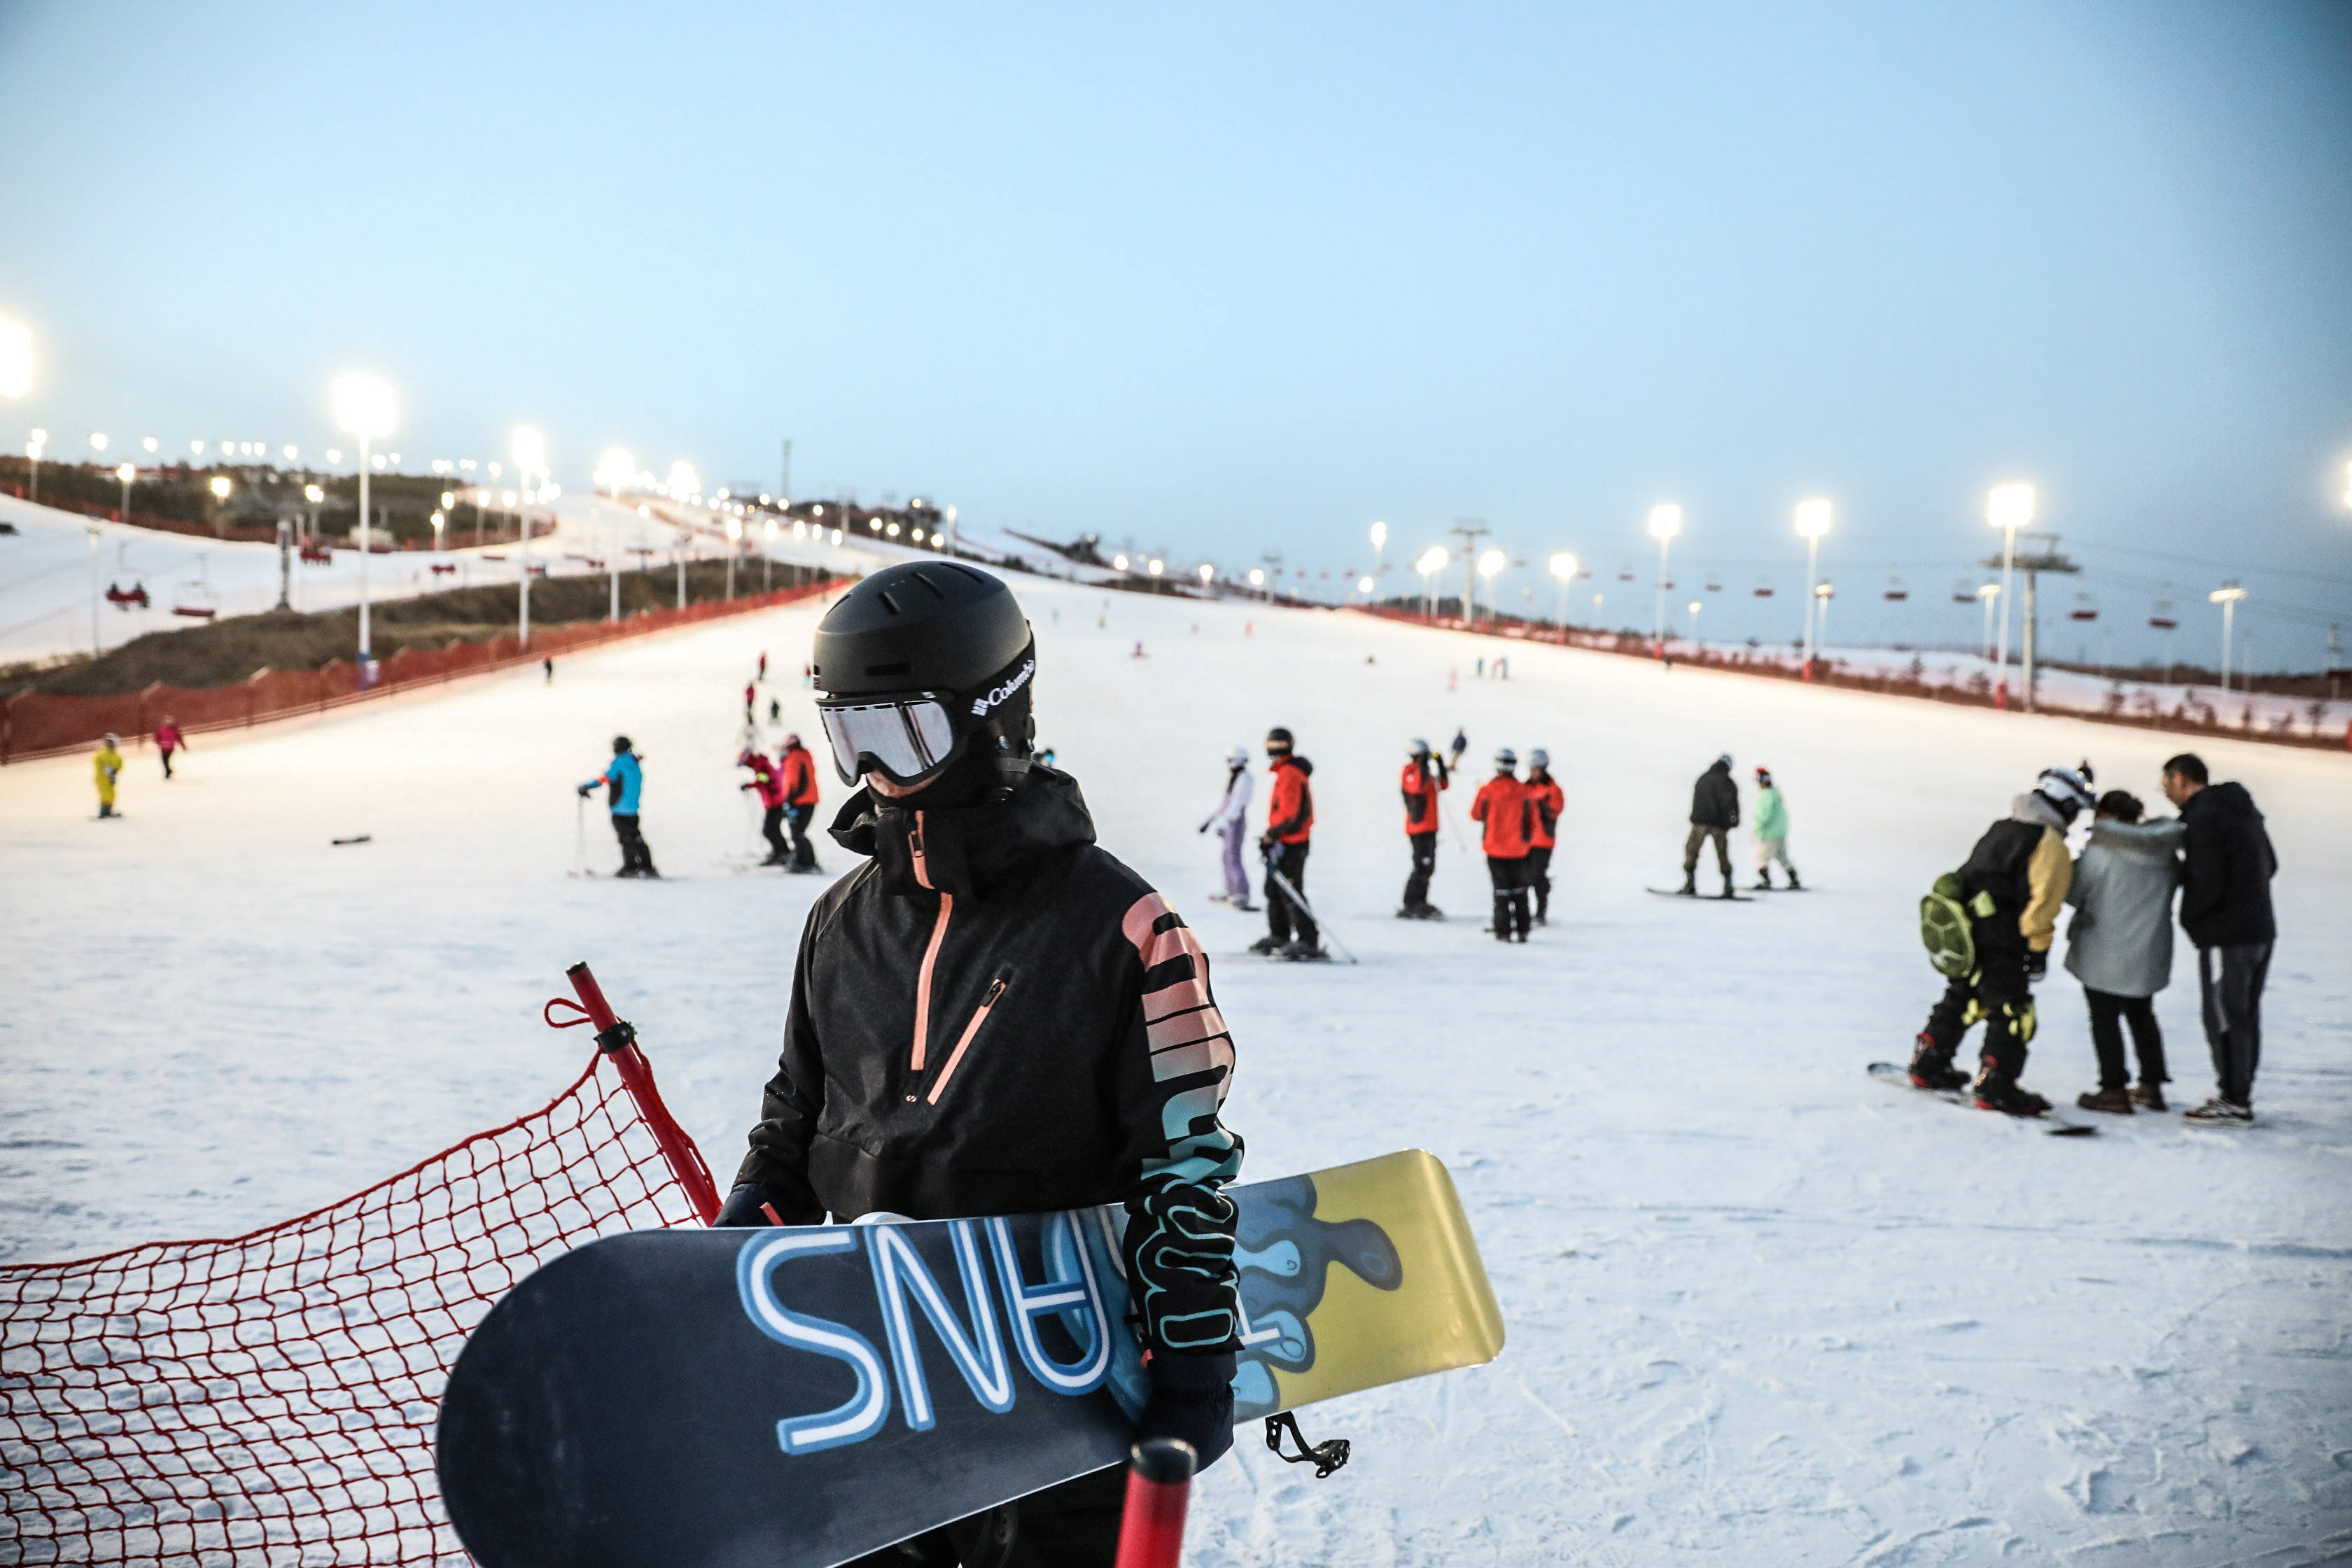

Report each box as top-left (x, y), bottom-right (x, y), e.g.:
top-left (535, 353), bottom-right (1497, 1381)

top-left (666, 459), bottom-right (698, 497)
top-left (1369, 520), bottom-right (1387, 549)
top-left (190, 440), bottom-right (205, 456)
top-left (305, 484), bottom-right (325, 503)
top-left (283, 444), bottom-right (298, 463)
top-left (114, 462), bottom-right (135, 484)
top-left (1357, 575), bottom-right (1376, 594)
top-left (143, 437), bottom-right (159, 454)
top-left (1198, 564), bottom-right (1215, 583)
top-left (510, 426), bottom-right (547, 477)
top-left (89, 432), bottom-right (108, 452)
top-left (1646, 504), bottom-right (1681, 540)
top-left (1248, 568), bottom-right (1265, 587)
top-left (1478, 547), bottom-right (1506, 578)
top-left (1149, 558), bottom-right (1164, 576)
top-left (209, 476), bottom-right (232, 500)
top-left (332, 374), bottom-right (396, 438)
top-left (1416, 547), bottom-right (1448, 575)
top-left (1114, 554), bottom-right (1130, 570)
top-left (500, 490), bottom-right (517, 507)
top-left (725, 517), bottom-right (743, 541)
top-left (1987, 484), bottom-right (2034, 531)
top-left (1548, 552), bottom-right (1578, 580)
top-left (324, 449), bottom-right (341, 464)
top-left (1794, 498), bottom-right (1831, 539)
top-left (0, 318), bottom-right (30, 399)
top-left (440, 490), bottom-right (456, 509)
top-left (765, 518), bottom-right (778, 540)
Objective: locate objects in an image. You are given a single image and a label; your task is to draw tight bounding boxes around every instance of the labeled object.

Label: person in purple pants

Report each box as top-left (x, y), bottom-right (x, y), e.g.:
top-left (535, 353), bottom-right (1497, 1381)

top-left (1201, 746), bottom-right (1255, 910)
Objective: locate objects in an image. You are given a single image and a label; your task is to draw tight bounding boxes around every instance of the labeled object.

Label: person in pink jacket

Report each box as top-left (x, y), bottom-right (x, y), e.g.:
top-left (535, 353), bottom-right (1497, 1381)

top-left (155, 717), bottom-right (186, 779)
top-left (737, 748), bottom-right (790, 866)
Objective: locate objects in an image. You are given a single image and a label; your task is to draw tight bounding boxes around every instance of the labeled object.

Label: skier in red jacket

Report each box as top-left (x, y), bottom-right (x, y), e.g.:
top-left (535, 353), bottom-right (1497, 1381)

top-left (1252, 727), bottom-right (1321, 959)
top-left (737, 748), bottom-right (791, 866)
top-left (1470, 749), bottom-right (1534, 942)
top-left (1397, 738), bottom-right (1448, 919)
top-left (1523, 748), bottom-right (1563, 925)
top-left (154, 717), bottom-right (186, 780)
top-left (776, 733), bottom-right (822, 872)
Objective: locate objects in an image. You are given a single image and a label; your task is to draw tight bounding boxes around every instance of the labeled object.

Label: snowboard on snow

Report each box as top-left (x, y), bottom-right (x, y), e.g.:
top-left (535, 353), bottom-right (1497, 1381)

top-left (1645, 887), bottom-right (1754, 902)
top-left (1865, 1062), bottom-right (2096, 1137)
top-left (437, 1149), bottom-right (1505, 1568)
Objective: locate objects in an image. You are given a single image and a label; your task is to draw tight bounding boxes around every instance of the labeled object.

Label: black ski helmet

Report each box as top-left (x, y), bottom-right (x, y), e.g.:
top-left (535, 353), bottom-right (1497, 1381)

top-left (1266, 727), bottom-right (1294, 754)
top-left (811, 562), bottom-right (1036, 788)
top-left (612, 735), bottom-right (632, 753)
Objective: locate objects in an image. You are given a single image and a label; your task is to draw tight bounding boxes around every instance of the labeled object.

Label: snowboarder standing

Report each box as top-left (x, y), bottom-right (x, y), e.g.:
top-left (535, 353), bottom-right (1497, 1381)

top-left (1471, 748), bottom-right (1534, 941)
top-left (1751, 766), bottom-right (1800, 889)
top-left (93, 734), bottom-right (123, 818)
top-left (1524, 748), bottom-right (1562, 925)
top-left (1251, 727), bottom-right (1321, 959)
top-left (713, 562), bottom-right (1243, 1562)
top-left (1201, 746), bottom-right (1254, 909)
top-left (777, 732), bottom-right (822, 873)
top-left (1907, 765), bottom-right (2094, 1115)
top-left (2064, 789), bottom-right (2181, 1114)
top-left (738, 747), bottom-right (790, 866)
top-left (1396, 738), bottom-right (1449, 919)
top-left (155, 716), bottom-right (185, 780)
top-left (578, 736), bottom-right (658, 878)
top-left (1679, 754), bottom-right (1740, 897)
top-left (2163, 752), bottom-right (2278, 1126)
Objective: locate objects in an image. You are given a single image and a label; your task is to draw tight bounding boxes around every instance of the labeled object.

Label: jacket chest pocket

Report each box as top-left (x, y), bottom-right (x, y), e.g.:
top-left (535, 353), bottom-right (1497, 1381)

top-left (908, 975), bottom-right (1009, 1108)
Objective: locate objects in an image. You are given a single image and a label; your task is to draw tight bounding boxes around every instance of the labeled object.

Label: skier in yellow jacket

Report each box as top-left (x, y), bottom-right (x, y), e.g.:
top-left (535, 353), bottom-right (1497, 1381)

top-left (94, 734), bottom-right (125, 818)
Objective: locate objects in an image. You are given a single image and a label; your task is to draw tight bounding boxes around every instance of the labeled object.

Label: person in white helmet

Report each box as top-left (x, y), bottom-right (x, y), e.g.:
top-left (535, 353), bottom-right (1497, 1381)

top-left (1396, 737), bottom-right (1450, 918)
top-left (1200, 746), bottom-right (1255, 909)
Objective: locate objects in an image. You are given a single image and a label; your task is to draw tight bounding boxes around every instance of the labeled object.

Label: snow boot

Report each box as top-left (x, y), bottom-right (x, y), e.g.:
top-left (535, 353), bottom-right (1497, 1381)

top-left (1786, 868), bottom-right (1802, 890)
top-left (1971, 1061), bottom-right (2050, 1117)
top-left (1907, 1034), bottom-right (1966, 1092)
top-left (1247, 935), bottom-right (1284, 956)
top-left (2182, 1097), bottom-right (2254, 1127)
top-left (2129, 1082), bottom-right (2167, 1112)
top-left (2076, 1086), bottom-right (2135, 1115)
top-left (1717, 875), bottom-right (1738, 900)
top-left (1754, 869), bottom-right (1773, 891)
top-left (1674, 874), bottom-right (1697, 897)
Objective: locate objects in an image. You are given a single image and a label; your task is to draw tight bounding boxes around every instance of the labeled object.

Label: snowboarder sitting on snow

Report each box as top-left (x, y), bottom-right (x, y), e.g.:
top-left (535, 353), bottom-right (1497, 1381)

top-left (1679, 754), bottom-right (1740, 896)
top-left (737, 746), bottom-right (791, 866)
top-left (1201, 746), bottom-right (1255, 911)
top-left (1396, 737), bottom-right (1449, 920)
top-left (2064, 789), bottom-right (2181, 1115)
top-left (578, 736), bottom-right (658, 878)
top-left (94, 734), bottom-right (124, 818)
top-left (1471, 748), bottom-right (1534, 941)
top-left (1907, 764), bottom-right (2094, 1115)
top-left (1752, 766), bottom-right (1799, 890)
top-left (713, 562), bottom-right (1245, 1565)
top-left (1252, 727), bottom-right (1322, 960)
top-left (777, 732), bottom-right (823, 873)
top-left (1524, 749), bottom-right (1562, 925)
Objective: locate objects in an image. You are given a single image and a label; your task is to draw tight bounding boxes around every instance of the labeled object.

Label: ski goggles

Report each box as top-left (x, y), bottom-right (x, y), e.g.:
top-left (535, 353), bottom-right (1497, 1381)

top-left (816, 694), bottom-right (962, 788)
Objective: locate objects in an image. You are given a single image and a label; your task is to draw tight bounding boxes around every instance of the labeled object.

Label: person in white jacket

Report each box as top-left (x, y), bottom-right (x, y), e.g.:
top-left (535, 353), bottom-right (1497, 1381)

top-left (1201, 746), bottom-right (1256, 910)
top-left (2064, 789), bottom-right (2185, 1114)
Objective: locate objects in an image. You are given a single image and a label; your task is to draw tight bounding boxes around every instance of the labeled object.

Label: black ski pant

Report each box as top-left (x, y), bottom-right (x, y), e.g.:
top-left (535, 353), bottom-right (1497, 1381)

top-left (1402, 831), bottom-right (1438, 911)
top-left (1921, 941), bottom-right (2034, 1083)
top-left (1525, 844), bottom-right (1553, 920)
top-left (610, 812), bottom-right (657, 876)
top-left (1265, 840), bottom-right (1317, 948)
top-left (845, 1462), bottom-right (1123, 1567)
top-left (759, 804), bottom-right (788, 862)
top-left (160, 748), bottom-right (176, 779)
top-left (1486, 854), bottom-right (1531, 941)
top-left (2084, 988), bottom-right (2166, 1092)
top-left (2197, 941), bottom-right (2270, 1107)
top-left (785, 803), bottom-right (819, 870)
top-left (1682, 824), bottom-right (1731, 882)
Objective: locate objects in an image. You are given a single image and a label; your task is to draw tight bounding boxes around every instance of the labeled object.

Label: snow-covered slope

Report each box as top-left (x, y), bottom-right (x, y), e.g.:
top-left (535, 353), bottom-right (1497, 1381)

top-left (3, 575), bottom-right (2346, 1564)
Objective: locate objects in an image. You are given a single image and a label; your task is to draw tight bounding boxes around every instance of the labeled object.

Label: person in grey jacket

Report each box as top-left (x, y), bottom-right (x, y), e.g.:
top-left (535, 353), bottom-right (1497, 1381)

top-left (2064, 790), bottom-right (2183, 1114)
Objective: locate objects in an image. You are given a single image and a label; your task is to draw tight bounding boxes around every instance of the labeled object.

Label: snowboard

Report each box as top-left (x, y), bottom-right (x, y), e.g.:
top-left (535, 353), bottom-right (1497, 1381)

top-left (1865, 1062), bottom-right (2097, 1136)
top-left (1645, 888), bottom-right (1754, 902)
top-left (437, 1149), bottom-right (1504, 1568)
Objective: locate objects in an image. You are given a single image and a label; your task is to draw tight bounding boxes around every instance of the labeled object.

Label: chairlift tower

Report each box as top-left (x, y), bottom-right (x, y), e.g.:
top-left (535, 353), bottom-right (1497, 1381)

top-left (1978, 532), bottom-right (2078, 712)
top-left (1448, 522), bottom-right (1490, 623)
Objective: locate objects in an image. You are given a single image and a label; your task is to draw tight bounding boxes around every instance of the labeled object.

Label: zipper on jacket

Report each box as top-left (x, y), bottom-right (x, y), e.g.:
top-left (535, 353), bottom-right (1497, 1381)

top-left (923, 977), bottom-right (1008, 1106)
top-left (909, 811), bottom-right (952, 1072)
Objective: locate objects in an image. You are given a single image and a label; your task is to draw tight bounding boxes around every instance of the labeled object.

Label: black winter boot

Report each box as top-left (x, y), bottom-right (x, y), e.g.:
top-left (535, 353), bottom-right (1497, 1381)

top-left (1754, 868), bottom-right (1773, 890)
top-left (1907, 1032), bottom-right (1966, 1091)
top-left (1676, 873), bottom-right (1697, 896)
top-left (1786, 867), bottom-right (1802, 890)
top-left (1971, 1059), bottom-right (2050, 1116)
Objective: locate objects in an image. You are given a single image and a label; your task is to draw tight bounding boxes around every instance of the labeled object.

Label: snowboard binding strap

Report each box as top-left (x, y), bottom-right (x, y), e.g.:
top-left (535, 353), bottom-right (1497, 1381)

top-left (1264, 1411), bottom-right (1351, 1478)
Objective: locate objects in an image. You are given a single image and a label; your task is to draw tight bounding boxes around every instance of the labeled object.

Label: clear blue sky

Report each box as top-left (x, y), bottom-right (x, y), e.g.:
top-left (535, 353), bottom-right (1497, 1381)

top-left (4, 1), bottom-right (2348, 665)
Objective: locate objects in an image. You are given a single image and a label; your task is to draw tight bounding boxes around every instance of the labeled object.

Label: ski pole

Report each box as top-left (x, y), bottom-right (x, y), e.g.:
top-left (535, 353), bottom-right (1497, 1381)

top-left (1113, 1438), bottom-right (1196, 1568)
top-left (574, 794), bottom-right (587, 876)
top-left (1261, 850), bottom-right (1359, 965)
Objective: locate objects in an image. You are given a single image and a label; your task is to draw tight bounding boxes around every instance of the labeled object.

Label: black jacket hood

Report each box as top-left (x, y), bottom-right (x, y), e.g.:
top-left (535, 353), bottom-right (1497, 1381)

top-left (1274, 755), bottom-right (1313, 776)
top-left (2189, 780), bottom-right (2262, 825)
top-left (828, 764), bottom-right (1098, 899)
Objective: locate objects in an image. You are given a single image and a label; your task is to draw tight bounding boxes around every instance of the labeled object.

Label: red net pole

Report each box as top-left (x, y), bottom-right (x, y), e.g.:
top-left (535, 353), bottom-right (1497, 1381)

top-left (565, 960), bottom-right (722, 1224)
top-left (1113, 1439), bottom-right (1197, 1568)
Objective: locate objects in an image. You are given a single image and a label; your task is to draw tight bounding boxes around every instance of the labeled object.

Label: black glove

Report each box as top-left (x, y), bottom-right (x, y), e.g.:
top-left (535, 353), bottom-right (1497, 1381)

top-left (576, 783), bottom-right (595, 798)
top-left (713, 1183), bottom-right (790, 1228)
top-left (1136, 1350), bottom-right (1236, 1469)
top-left (2024, 948), bottom-right (2048, 981)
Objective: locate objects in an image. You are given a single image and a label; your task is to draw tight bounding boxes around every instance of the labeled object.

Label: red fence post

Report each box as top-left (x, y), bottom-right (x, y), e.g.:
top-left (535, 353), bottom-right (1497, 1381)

top-left (564, 962), bottom-right (722, 1224)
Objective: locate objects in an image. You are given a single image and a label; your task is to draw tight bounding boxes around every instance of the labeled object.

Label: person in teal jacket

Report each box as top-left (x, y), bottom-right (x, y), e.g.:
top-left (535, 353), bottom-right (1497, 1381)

top-left (1752, 766), bottom-right (1800, 889)
top-left (578, 735), bottom-right (658, 877)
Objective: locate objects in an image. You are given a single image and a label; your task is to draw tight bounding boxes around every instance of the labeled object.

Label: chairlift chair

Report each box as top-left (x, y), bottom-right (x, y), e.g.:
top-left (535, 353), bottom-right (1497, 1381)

top-left (2148, 596), bottom-right (2178, 631)
top-left (1884, 575), bottom-right (1909, 602)
top-left (174, 560), bottom-right (220, 620)
top-left (300, 538), bottom-right (332, 564)
top-left (106, 581), bottom-right (150, 610)
top-left (1951, 578), bottom-right (1976, 604)
top-left (2070, 592), bottom-right (2099, 622)
top-left (1752, 575), bottom-right (1774, 598)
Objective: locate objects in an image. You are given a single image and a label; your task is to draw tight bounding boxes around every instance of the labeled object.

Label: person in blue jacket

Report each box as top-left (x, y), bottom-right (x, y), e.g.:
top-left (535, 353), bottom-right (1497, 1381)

top-left (578, 734), bottom-right (659, 877)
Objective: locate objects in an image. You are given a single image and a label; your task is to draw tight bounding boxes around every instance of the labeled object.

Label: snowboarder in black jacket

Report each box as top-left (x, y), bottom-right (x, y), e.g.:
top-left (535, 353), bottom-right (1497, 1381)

top-left (715, 563), bottom-right (1245, 1566)
top-left (1678, 754), bottom-right (1740, 896)
top-left (2163, 753), bottom-right (2278, 1125)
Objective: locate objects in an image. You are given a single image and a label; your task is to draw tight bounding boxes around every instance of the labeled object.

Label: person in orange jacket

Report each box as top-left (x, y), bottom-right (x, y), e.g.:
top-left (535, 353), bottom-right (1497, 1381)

top-left (776, 732), bottom-right (823, 873)
top-left (1470, 748), bottom-right (1534, 942)
top-left (1397, 737), bottom-right (1449, 919)
top-left (1523, 748), bottom-right (1563, 925)
top-left (1251, 727), bottom-right (1321, 959)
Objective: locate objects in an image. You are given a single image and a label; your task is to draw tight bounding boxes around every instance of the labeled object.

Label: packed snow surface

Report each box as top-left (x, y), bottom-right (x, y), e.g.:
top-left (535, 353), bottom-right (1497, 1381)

top-left (3, 572), bottom-right (2347, 1566)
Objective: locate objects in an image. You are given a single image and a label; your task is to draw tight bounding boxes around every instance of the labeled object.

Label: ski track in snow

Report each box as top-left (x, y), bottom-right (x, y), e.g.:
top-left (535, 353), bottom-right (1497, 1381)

top-left (3, 570), bottom-right (2348, 1566)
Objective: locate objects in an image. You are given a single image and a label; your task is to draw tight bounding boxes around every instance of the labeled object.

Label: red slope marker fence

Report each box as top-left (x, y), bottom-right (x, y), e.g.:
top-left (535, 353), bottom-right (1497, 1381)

top-left (1, 579), bottom-right (833, 766)
top-left (0, 963), bottom-right (720, 1566)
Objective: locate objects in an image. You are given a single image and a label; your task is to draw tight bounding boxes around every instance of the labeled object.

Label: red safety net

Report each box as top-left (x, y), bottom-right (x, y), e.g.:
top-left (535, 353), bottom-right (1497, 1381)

top-left (0, 968), bottom-right (719, 1565)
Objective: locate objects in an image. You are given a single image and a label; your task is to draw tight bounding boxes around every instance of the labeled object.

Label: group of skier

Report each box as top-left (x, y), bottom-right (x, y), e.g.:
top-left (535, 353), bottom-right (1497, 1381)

top-left (85, 718), bottom-right (189, 818)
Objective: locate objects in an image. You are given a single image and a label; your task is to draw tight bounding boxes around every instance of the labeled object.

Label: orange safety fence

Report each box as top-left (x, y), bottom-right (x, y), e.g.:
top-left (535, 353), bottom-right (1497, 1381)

top-left (0, 962), bottom-right (720, 1567)
top-left (3, 580), bottom-right (832, 764)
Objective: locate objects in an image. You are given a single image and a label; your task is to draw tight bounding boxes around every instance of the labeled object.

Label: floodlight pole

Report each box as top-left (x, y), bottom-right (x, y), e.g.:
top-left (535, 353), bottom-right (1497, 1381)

top-left (1994, 524), bottom-right (2016, 690)
top-left (358, 436), bottom-right (372, 663)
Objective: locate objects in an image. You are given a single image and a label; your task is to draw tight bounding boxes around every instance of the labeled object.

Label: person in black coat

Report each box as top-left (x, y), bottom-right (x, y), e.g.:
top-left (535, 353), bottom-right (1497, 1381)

top-left (1678, 754), bottom-right (1740, 896)
top-left (2162, 753), bottom-right (2278, 1126)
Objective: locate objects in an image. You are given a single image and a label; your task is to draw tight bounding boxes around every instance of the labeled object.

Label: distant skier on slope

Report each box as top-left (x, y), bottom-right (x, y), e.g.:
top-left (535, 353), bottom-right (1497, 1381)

top-left (713, 562), bottom-right (1244, 1561)
top-left (1252, 727), bottom-right (1322, 959)
top-left (578, 736), bottom-right (659, 878)
top-left (1907, 764), bottom-right (2093, 1116)
top-left (1524, 749), bottom-right (1562, 925)
top-left (1752, 766), bottom-right (1800, 890)
top-left (777, 732), bottom-right (822, 874)
top-left (93, 734), bottom-right (123, 819)
top-left (1396, 738), bottom-right (1449, 919)
top-left (1678, 754), bottom-right (1740, 897)
top-left (1201, 746), bottom-right (1255, 909)
top-left (155, 716), bottom-right (186, 779)
top-left (1471, 748), bottom-right (1533, 941)
top-left (738, 746), bottom-right (790, 867)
